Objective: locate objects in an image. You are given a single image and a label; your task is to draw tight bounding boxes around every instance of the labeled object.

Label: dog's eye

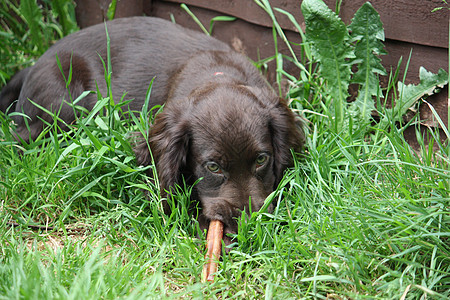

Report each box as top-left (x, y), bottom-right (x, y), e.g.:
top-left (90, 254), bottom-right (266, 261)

top-left (255, 154), bottom-right (269, 167)
top-left (206, 162), bottom-right (222, 174)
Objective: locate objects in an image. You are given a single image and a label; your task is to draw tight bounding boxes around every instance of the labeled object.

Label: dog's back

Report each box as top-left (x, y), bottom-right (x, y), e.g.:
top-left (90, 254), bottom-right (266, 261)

top-left (0, 17), bottom-right (232, 142)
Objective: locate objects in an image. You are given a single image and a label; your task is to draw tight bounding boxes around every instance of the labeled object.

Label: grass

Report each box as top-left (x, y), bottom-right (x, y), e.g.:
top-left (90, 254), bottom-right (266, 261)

top-left (0, 1), bottom-right (449, 299)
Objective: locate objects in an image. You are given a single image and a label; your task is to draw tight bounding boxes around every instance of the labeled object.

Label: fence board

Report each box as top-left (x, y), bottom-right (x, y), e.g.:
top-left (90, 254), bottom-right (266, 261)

top-left (164, 0), bottom-right (449, 48)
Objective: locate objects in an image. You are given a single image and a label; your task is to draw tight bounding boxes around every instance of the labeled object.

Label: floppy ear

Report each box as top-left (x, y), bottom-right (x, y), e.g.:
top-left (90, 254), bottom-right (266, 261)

top-left (269, 98), bottom-right (305, 185)
top-left (134, 104), bottom-right (190, 194)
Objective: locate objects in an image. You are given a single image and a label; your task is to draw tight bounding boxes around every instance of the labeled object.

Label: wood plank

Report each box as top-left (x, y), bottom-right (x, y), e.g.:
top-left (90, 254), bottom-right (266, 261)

top-left (163, 0), bottom-right (449, 48)
top-left (75, 0), bottom-right (144, 28)
top-left (383, 39), bottom-right (448, 84)
top-left (161, 0), bottom-right (301, 32)
top-left (150, 2), bottom-right (303, 87)
top-left (336, 0), bottom-right (448, 49)
top-left (151, 1), bottom-right (448, 83)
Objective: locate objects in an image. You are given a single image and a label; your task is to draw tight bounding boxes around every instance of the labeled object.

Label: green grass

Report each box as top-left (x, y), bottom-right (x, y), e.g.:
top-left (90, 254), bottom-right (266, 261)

top-left (0, 1), bottom-right (449, 299)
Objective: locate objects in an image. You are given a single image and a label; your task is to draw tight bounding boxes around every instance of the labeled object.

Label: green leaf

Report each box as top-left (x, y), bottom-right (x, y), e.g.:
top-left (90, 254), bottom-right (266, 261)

top-left (274, 7), bottom-right (312, 61)
top-left (398, 67), bottom-right (448, 113)
top-left (104, 156), bottom-right (136, 173)
top-left (107, 0), bottom-right (117, 20)
top-left (79, 122), bottom-right (103, 150)
top-left (50, 0), bottom-right (79, 35)
top-left (255, 0), bottom-right (306, 73)
top-left (349, 2), bottom-right (387, 123)
top-left (209, 16), bottom-right (236, 35)
top-left (19, 0), bottom-right (44, 53)
top-left (180, 4), bottom-right (209, 35)
top-left (52, 142), bottom-right (80, 171)
top-left (301, 0), bottom-right (354, 131)
top-left (383, 67), bottom-right (448, 124)
top-left (89, 145), bottom-right (110, 172)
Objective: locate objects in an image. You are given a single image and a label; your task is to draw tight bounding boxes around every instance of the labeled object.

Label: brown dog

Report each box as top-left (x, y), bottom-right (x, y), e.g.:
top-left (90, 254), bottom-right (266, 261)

top-left (0, 17), bottom-right (304, 241)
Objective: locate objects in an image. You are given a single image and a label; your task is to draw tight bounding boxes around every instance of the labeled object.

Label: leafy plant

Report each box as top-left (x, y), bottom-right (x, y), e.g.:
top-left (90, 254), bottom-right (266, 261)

top-left (19, 0), bottom-right (45, 53)
top-left (301, 0), bottom-right (354, 131)
top-left (348, 2), bottom-right (387, 123)
top-left (299, 0), bottom-right (448, 133)
top-left (383, 67), bottom-right (448, 129)
top-left (0, 0), bottom-right (78, 84)
top-left (106, 0), bottom-right (117, 20)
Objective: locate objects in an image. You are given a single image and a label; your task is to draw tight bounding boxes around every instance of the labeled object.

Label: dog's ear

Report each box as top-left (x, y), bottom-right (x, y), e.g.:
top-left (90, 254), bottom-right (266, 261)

top-left (269, 98), bottom-right (305, 184)
top-left (134, 104), bottom-right (190, 194)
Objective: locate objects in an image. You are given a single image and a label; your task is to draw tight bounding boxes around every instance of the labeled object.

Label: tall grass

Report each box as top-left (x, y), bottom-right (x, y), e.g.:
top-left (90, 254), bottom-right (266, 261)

top-left (0, 0), bottom-right (449, 298)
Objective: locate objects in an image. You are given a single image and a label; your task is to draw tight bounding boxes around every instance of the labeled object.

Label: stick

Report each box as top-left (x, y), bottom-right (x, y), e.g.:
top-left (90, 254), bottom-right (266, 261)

top-left (201, 220), bottom-right (224, 282)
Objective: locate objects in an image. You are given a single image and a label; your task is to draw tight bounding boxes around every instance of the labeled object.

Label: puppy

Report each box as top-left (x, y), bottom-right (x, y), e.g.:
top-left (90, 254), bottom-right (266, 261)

top-left (0, 17), bottom-right (304, 241)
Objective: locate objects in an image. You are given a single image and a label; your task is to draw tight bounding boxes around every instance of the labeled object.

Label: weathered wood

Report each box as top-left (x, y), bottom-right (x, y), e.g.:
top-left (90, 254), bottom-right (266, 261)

top-left (336, 0), bottom-right (448, 49)
top-left (161, 0), bottom-right (301, 32)
top-left (75, 0), bottom-right (144, 28)
top-left (150, 1), bottom-right (448, 82)
top-left (150, 2), bottom-right (303, 87)
top-left (164, 0), bottom-right (449, 48)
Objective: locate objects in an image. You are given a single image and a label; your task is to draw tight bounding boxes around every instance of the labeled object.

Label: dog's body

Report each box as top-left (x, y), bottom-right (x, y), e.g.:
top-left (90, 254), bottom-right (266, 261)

top-left (0, 17), bottom-right (304, 239)
top-left (1, 17), bottom-right (232, 140)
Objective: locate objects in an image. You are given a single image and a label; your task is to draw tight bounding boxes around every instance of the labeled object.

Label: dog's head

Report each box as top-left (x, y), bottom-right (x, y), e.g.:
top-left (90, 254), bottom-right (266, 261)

top-left (135, 83), bottom-right (304, 237)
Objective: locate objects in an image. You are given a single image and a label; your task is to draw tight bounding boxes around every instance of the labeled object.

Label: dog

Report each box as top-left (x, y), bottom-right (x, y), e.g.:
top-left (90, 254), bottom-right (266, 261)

top-left (0, 17), bottom-right (304, 242)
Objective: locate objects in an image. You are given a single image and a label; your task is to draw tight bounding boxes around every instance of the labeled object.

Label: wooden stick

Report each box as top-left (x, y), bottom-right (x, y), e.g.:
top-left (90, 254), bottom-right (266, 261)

top-left (201, 220), bottom-right (224, 282)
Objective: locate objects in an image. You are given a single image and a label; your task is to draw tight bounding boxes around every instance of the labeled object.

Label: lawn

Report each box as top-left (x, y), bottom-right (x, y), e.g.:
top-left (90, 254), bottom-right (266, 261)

top-left (0, 0), bottom-right (449, 299)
